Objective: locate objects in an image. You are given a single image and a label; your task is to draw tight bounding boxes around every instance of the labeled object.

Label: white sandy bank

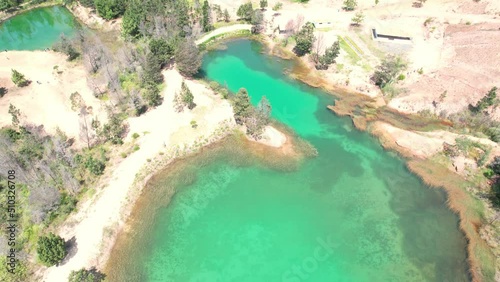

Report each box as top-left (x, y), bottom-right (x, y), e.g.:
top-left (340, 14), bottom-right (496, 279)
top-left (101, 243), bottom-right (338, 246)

top-left (41, 68), bottom-right (235, 281)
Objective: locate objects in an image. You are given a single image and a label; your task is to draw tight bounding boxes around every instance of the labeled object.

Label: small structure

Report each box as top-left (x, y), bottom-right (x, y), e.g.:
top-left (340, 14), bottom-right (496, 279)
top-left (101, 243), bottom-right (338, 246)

top-left (372, 28), bottom-right (412, 42)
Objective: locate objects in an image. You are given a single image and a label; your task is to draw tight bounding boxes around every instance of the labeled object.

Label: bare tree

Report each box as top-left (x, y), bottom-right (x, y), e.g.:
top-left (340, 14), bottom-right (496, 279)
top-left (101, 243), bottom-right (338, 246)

top-left (311, 33), bottom-right (325, 65)
top-left (294, 14), bottom-right (305, 34)
top-left (79, 106), bottom-right (94, 149)
top-left (29, 186), bottom-right (60, 223)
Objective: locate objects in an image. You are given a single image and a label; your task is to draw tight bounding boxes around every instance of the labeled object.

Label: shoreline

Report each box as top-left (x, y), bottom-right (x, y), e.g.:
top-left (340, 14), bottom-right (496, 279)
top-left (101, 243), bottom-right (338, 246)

top-left (1, 8), bottom-right (491, 277)
top-left (39, 68), bottom-right (238, 281)
top-left (0, 1), bottom-right (60, 23)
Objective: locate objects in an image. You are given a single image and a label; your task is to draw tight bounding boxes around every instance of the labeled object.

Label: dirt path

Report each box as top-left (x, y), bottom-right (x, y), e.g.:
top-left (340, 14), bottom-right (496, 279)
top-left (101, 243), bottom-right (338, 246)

top-left (195, 24), bottom-right (252, 45)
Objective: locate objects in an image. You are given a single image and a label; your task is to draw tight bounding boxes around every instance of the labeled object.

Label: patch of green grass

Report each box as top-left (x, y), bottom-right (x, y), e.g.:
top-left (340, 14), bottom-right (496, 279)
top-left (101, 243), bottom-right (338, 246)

top-left (338, 36), bottom-right (361, 64)
top-left (336, 63), bottom-right (344, 71)
top-left (120, 72), bottom-right (140, 93)
top-left (199, 29), bottom-right (252, 50)
top-left (344, 36), bottom-right (364, 56)
top-left (213, 21), bottom-right (238, 29)
top-left (356, 32), bottom-right (386, 59)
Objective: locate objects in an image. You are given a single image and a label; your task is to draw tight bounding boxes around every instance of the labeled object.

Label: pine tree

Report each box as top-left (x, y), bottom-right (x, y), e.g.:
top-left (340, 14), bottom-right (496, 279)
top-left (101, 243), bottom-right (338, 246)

top-left (232, 88), bottom-right (252, 124)
top-left (180, 81), bottom-right (196, 109)
top-left (202, 0), bottom-right (213, 32)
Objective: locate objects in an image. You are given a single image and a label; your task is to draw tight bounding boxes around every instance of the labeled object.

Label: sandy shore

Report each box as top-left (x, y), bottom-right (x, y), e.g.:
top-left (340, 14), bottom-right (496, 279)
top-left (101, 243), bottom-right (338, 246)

top-left (0, 51), bottom-right (107, 148)
top-left (40, 68), bottom-right (235, 281)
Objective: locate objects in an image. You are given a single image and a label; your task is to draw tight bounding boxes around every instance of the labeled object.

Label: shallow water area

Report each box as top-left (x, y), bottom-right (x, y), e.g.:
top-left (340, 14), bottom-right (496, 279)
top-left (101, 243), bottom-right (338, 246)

top-left (107, 40), bottom-right (470, 282)
top-left (0, 6), bottom-right (77, 50)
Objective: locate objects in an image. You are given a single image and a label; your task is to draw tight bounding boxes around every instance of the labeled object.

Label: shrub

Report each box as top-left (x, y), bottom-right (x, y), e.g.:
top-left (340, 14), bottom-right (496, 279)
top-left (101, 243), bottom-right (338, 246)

top-left (84, 156), bottom-right (105, 175)
top-left (191, 120), bottom-right (198, 128)
top-left (397, 74), bottom-right (406, 81)
top-left (68, 268), bottom-right (106, 282)
top-left (36, 233), bottom-right (66, 266)
top-left (469, 86), bottom-right (497, 113)
top-left (132, 133), bottom-right (140, 139)
top-left (272, 2), bottom-right (283, 11)
top-left (343, 0), bottom-right (357, 11)
top-left (11, 69), bottom-right (28, 87)
top-left (94, 0), bottom-right (125, 20)
top-left (209, 81), bottom-right (220, 91)
top-left (372, 55), bottom-right (407, 88)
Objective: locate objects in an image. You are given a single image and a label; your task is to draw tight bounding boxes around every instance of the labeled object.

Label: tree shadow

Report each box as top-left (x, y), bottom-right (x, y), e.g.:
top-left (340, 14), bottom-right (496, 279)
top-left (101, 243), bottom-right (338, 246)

top-left (60, 236), bottom-right (78, 266)
top-left (0, 87), bottom-right (7, 98)
top-left (89, 267), bottom-right (107, 281)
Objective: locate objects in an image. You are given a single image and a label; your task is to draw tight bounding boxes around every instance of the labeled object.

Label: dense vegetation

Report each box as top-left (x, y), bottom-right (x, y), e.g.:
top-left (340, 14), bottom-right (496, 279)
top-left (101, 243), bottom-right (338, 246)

top-left (231, 88), bottom-right (272, 138)
top-left (68, 268), bottom-right (106, 282)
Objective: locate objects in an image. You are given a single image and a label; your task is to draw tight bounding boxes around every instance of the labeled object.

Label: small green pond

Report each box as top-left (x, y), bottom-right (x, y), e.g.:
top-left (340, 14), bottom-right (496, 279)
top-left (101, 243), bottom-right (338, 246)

top-left (0, 6), bottom-right (77, 51)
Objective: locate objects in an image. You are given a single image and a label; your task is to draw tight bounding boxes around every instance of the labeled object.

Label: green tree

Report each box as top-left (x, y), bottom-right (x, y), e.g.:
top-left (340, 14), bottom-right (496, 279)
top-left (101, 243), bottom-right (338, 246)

top-left (142, 84), bottom-right (163, 107)
top-left (79, 0), bottom-right (95, 8)
top-left (293, 22), bottom-right (315, 56)
top-left (372, 55), bottom-right (407, 88)
top-left (36, 233), bottom-right (67, 266)
top-left (175, 38), bottom-right (201, 77)
top-left (201, 0), bottom-right (213, 32)
top-left (94, 0), bottom-right (125, 20)
top-left (84, 156), bottom-right (105, 175)
top-left (314, 41), bottom-right (340, 70)
top-left (180, 81), bottom-right (196, 109)
top-left (223, 8), bottom-right (230, 22)
top-left (11, 69), bottom-right (28, 87)
top-left (121, 1), bottom-right (143, 38)
top-left (232, 88), bottom-right (252, 124)
top-left (100, 111), bottom-right (125, 144)
top-left (142, 53), bottom-right (164, 85)
top-left (68, 268), bottom-right (106, 282)
top-left (176, 0), bottom-right (191, 37)
top-left (237, 2), bottom-right (253, 21)
top-left (351, 11), bottom-right (364, 26)
top-left (343, 0), bottom-right (357, 10)
top-left (260, 0), bottom-right (268, 10)
top-left (149, 38), bottom-right (174, 68)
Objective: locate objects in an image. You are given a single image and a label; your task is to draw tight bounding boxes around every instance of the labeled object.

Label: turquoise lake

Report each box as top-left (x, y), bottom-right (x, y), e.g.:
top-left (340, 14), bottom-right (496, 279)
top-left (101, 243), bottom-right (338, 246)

top-left (0, 6), bottom-right (76, 51)
top-left (107, 40), bottom-right (470, 281)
